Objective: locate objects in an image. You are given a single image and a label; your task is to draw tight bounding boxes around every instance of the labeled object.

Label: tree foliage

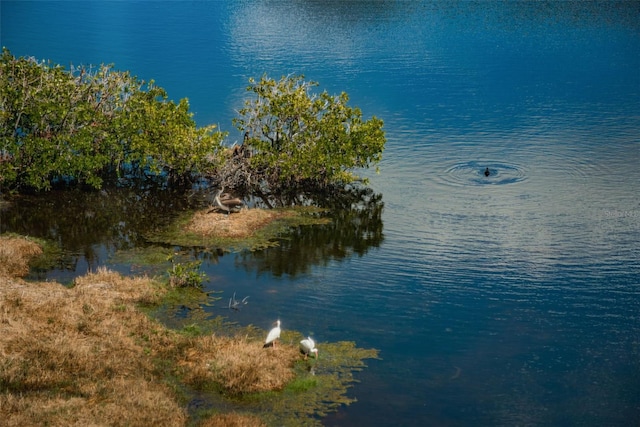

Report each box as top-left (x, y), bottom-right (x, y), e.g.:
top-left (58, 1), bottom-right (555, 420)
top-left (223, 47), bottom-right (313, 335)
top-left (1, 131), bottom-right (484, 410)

top-left (0, 51), bottom-right (386, 207)
top-left (0, 48), bottom-right (225, 192)
top-left (227, 74), bottom-right (385, 207)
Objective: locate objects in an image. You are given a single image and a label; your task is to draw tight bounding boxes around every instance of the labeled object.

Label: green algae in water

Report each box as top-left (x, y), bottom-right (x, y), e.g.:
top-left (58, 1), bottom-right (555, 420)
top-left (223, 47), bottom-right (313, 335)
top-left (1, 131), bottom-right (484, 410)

top-left (142, 295), bottom-right (380, 426)
top-left (193, 329), bottom-right (379, 426)
top-left (110, 245), bottom-right (174, 266)
top-left (238, 341), bottom-right (379, 426)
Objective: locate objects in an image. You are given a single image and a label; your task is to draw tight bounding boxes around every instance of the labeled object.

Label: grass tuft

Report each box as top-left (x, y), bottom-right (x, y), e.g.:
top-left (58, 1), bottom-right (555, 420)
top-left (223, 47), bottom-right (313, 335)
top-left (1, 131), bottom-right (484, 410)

top-left (0, 235), bottom-right (43, 277)
top-left (186, 208), bottom-right (292, 239)
top-left (198, 412), bottom-right (267, 427)
top-left (179, 334), bottom-right (299, 395)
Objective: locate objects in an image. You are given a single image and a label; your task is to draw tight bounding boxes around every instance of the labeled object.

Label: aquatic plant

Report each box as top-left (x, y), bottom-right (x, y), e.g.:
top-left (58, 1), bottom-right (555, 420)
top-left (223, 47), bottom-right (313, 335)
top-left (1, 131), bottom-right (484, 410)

top-left (168, 256), bottom-right (207, 289)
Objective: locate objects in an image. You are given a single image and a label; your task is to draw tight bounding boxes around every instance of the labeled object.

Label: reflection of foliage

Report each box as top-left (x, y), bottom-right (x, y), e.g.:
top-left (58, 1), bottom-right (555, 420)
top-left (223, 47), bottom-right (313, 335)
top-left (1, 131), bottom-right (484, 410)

top-left (145, 186), bottom-right (384, 278)
top-left (238, 186), bottom-right (384, 277)
top-left (1, 184), bottom-right (384, 280)
top-left (0, 186), bottom-right (206, 271)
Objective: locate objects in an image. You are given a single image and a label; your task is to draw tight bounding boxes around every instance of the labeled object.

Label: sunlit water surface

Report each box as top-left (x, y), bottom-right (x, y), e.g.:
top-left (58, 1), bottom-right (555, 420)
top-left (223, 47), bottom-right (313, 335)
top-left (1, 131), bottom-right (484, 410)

top-left (2, 1), bottom-right (639, 425)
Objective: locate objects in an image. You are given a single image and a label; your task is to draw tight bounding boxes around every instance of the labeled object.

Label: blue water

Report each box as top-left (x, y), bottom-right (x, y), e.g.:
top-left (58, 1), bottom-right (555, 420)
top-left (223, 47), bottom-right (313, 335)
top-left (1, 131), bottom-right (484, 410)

top-left (3, 1), bottom-right (640, 425)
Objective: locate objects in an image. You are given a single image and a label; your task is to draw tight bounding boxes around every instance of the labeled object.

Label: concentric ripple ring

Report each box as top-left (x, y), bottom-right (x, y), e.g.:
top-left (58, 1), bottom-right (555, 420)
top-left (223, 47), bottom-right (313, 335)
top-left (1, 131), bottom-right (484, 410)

top-left (442, 161), bottom-right (528, 187)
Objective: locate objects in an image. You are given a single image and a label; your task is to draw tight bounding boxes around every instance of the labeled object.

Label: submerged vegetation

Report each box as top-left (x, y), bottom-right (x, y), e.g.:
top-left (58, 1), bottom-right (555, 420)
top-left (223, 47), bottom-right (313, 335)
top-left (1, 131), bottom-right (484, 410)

top-left (0, 235), bottom-right (379, 426)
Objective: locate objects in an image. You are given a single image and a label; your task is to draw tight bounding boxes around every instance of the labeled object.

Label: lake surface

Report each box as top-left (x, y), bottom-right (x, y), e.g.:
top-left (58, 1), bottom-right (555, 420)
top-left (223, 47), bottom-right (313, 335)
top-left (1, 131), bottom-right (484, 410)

top-left (2, 1), bottom-right (640, 425)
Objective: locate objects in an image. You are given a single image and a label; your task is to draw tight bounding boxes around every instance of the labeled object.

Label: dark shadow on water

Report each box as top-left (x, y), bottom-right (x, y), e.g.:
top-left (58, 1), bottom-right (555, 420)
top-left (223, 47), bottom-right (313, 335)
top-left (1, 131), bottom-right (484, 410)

top-left (235, 187), bottom-right (384, 277)
top-left (0, 184), bottom-right (385, 281)
top-left (0, 185), bottom-right (207, 279)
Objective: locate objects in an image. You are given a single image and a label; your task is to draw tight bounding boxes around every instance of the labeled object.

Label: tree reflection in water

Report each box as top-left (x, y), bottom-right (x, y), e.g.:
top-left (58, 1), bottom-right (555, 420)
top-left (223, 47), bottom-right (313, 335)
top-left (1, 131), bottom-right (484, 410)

top-left (0, 184), bottom-right (384, 280)
top-left (0, 184), bottom-right (206, 276)
top-left (236, 186), bottom-right (384, 278)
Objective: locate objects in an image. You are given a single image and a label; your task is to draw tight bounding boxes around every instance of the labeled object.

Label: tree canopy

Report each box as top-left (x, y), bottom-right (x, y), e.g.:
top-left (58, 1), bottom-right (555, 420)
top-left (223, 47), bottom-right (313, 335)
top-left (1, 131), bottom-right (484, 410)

top-left (0, 51), bottom-right (385, 207)
top-left (225, 74), bottom-right (385, 207)
top-left (0, 48), bottom-right (225, 192)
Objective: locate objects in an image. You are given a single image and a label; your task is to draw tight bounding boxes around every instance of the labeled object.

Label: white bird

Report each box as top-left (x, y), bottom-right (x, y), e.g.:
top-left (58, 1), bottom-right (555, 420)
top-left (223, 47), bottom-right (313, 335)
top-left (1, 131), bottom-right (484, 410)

top-left (300, 336), bottom-right (318, 360)
top-left (264, 320), bottom-right (281, 349)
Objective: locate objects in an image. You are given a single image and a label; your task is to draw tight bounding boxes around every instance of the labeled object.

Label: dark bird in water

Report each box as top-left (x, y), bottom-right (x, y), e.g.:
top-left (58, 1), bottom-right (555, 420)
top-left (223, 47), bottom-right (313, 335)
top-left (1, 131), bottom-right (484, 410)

top-left (484, 167), bottom-right (491, 177)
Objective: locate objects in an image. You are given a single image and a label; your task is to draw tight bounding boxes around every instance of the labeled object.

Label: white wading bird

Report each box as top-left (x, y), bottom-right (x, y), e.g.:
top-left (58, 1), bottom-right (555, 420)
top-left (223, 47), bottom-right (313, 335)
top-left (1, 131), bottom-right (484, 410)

top-left (264, 319), bottom-right (281, 349)
top-left (300, 336), bottom-right (319, 360)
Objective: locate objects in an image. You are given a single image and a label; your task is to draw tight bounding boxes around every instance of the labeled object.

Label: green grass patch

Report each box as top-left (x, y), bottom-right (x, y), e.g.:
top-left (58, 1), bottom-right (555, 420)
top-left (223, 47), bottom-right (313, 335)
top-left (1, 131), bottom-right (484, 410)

top-left (110, 245), bottom-right (174, 266)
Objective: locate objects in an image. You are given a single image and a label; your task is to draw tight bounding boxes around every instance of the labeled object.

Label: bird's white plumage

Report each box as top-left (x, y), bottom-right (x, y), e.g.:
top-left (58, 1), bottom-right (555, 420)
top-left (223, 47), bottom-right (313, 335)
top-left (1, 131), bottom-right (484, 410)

top-left (300, 336), bottom-right (318, 359)
top-left (265, 320), bottom-right (281, 346)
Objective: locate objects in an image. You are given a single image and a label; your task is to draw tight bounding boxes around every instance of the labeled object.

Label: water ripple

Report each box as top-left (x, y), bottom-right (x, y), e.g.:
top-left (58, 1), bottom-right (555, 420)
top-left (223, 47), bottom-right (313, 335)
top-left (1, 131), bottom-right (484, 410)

top-left (439, 160), bottom-right (528, 187)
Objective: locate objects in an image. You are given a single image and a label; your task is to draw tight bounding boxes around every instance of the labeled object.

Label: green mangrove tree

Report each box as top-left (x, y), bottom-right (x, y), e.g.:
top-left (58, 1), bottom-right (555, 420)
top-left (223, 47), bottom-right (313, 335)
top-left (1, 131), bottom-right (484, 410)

top-left (0, 48), bottom-right (225, 192)
top-left (1, 51), bottom-right (386, 208)
top-left (225, 74), bottom-right (386, 207)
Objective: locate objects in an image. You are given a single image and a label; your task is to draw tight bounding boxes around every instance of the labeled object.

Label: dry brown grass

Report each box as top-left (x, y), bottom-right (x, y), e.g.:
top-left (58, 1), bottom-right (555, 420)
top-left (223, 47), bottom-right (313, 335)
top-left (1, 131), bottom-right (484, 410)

top-left (0, 235), bottom-right (43, 277)
top-left (0, 236), bottom-right (305, 426)
top-left (199, 413), bottom-right (267, 427)
top-left (185, 208), bottom-right (293, 238)
top-left (0, 267), bottom-right (186, 426)
top-left (179, 333), bottom-right (299, 395)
